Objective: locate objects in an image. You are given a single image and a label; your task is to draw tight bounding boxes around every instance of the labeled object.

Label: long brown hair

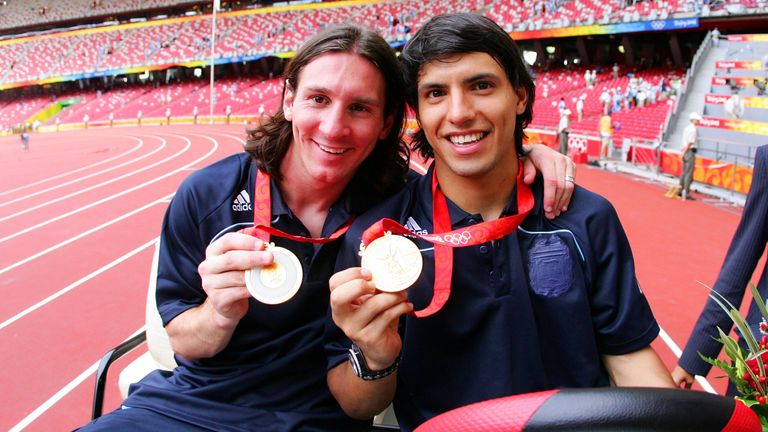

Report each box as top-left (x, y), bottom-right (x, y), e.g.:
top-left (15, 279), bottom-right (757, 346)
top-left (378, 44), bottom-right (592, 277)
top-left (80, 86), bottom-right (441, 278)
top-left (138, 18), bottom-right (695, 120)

top-left (244, 25), bottom-right (409, 203)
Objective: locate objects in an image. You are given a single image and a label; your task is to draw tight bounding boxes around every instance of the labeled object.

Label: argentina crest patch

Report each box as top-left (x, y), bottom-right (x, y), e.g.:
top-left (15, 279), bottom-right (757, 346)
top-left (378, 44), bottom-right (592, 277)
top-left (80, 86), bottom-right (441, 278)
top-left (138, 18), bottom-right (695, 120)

top-left (527, 233), bottom-right (572, 297)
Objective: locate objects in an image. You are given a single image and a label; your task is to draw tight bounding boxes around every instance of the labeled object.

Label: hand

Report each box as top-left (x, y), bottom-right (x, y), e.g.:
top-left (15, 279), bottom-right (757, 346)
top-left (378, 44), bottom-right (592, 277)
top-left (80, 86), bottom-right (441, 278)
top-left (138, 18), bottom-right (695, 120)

top-left (671, 364), bottom-right (694, 390)
top-left (197, 232), bottom-right (274, 328)
top-left (522, 144), bottom-right (576, 219)
top-left (329, 267), bottom-right (412, 370)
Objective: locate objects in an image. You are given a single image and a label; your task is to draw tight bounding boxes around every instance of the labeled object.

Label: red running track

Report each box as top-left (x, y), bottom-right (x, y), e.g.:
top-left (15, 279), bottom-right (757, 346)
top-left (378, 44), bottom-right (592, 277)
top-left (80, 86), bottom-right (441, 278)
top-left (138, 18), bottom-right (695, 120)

top-left (0, 125), bottom-right (754, 430)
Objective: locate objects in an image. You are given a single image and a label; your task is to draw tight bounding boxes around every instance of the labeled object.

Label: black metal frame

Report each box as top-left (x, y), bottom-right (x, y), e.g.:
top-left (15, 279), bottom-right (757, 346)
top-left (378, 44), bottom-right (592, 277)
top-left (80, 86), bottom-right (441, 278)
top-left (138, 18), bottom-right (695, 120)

top-left (89, 330), bottom-right (401, 431)
top-left (91, 330), bottom-right (147, 419)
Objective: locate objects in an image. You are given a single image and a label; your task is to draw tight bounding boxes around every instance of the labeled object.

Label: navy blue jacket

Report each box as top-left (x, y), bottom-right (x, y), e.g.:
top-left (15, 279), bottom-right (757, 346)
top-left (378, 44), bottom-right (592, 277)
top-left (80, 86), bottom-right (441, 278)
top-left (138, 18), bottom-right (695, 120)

top-left (679, 145), bottom-right (768, 378)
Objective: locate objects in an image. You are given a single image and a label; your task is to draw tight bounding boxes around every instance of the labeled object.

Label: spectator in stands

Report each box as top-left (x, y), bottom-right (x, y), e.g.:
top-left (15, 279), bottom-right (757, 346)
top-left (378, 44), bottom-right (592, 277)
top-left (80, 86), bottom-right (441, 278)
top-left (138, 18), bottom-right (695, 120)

top-left (557, 96), bottom-right (566, 115)
top-left (728, 78), bottom-right (741, 94)
top-left (600, 87), bottom-right (611, 113)
top-left (576, 94), bottom-right (585, 121)
top-left (755, 78), bottom-right (767, 96)
top-left (599, 111), bottom-right (613, 160)
top-left (724, 94), bottom-right (745, 119)
top-left (77, 23), bottom-right (573, 432)
top-left (711, 28), bottom-right (721, 47)
top-left (678, 112), bottom-right (701, 200)
top-left (324, 14), bottom-right (674, 432)
top-left (612, 62), bottom-right (620, 79)
top-left (558, 108), bottom-right (571, 155)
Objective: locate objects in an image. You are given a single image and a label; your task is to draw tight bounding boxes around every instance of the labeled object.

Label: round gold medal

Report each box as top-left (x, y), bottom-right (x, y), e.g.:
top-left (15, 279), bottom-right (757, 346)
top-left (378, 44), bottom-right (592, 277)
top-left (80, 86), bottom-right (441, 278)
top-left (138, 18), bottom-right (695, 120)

top-left (245, 245), bottom-right (303, 304)
top-left (361, 233), bottom-right (423, 292)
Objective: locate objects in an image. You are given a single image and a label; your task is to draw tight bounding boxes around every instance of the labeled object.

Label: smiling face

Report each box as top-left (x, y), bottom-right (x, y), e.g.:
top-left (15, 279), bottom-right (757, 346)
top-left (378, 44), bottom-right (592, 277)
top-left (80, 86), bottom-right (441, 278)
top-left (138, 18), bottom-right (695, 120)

top-left (280, 52), bottom-right (393, 189)
top-left (416, 52), bottom-right (528, 185)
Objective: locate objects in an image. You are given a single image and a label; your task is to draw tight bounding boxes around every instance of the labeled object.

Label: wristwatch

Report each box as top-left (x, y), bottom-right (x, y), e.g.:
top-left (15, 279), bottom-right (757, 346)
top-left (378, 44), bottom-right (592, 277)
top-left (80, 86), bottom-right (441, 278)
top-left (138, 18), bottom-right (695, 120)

top-left (348, 343), bottom-right (400, 381)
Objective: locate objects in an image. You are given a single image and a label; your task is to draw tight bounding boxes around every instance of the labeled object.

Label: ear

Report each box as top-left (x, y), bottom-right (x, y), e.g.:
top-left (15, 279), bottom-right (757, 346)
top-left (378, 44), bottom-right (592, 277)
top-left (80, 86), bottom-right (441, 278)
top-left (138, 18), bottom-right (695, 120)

top-left (515, 86), bottom-right (529, 115)
top-left (282, 86), bottom-right (294, 121)
top-left (378, 113), bottom-right (395, 140)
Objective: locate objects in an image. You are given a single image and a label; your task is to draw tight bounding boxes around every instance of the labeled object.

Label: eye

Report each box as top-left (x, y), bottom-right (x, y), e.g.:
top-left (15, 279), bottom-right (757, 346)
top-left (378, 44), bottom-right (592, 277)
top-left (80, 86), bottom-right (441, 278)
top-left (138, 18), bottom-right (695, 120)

top-left (349, 104), bottom-right (370, 113)
top-left (473, 81), bottom-right (494, 91)
top-left (311, 95), bottom-right (328, 104)
top-left (424, 89), bottom-right (445, 99)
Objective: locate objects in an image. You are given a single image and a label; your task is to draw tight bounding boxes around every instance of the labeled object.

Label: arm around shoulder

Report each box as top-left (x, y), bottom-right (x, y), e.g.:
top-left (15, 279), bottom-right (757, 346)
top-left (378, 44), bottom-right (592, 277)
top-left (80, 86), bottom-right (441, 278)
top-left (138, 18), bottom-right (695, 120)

top-left (602, 346), bottom-right (675, 388)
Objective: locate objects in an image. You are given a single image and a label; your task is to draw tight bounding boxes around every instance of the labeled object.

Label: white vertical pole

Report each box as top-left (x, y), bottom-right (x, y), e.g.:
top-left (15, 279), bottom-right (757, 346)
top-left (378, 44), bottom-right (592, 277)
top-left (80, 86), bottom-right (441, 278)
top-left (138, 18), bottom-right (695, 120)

top-left (209, 0), bottom-right (219, 124)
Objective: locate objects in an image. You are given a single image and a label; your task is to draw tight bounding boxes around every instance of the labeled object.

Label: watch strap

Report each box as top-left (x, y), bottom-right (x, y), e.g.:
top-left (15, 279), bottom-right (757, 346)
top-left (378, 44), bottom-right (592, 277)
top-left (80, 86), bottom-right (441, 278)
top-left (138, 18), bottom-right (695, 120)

top-left (348, 343), bottom-right (400, 381)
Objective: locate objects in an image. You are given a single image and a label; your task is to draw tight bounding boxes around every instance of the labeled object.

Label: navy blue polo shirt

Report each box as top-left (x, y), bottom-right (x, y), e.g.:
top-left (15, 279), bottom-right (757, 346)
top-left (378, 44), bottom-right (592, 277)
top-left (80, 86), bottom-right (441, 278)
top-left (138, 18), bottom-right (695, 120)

top-left (326, 165), bottom-right (659, 432)
top-left (124, 153), bottom-right (369, 431)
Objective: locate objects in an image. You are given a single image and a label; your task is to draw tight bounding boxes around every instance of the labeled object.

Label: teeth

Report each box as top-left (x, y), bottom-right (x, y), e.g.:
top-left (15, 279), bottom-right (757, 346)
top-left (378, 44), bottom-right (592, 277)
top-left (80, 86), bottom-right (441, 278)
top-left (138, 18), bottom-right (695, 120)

top-left (318, 144), bottom-right (347, 154)
top-left (449, 133), bottom-right (484, 145)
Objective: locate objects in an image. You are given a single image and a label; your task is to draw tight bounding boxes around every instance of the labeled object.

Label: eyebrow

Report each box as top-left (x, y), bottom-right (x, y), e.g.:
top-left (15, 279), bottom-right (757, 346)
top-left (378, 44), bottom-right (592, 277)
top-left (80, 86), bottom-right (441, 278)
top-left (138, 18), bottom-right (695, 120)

top-left (303, 85), bottom-right (383, 107)
top-left (418, 72), bottom-right (501, 92)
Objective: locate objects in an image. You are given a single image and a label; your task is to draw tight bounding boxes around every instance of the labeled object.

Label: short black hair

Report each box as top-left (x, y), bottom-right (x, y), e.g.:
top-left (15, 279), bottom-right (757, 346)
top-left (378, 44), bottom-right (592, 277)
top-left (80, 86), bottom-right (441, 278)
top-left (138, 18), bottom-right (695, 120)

top-left (400, 13), bottom-right (535, 160)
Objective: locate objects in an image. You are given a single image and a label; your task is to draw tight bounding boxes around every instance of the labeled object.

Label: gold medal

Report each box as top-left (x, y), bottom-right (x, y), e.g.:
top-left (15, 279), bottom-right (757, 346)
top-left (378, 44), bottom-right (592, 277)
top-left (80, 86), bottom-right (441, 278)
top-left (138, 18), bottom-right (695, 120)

top-left (360, 232), bottom-right (423, 292)
top-left (245, 244), bottom-right (303, 304)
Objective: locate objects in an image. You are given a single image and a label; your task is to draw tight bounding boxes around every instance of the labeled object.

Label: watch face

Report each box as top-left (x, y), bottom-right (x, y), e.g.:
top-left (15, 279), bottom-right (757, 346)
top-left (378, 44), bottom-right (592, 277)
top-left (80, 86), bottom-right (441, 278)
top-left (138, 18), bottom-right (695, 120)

top-left (245, 245), bottom-right (303, 304)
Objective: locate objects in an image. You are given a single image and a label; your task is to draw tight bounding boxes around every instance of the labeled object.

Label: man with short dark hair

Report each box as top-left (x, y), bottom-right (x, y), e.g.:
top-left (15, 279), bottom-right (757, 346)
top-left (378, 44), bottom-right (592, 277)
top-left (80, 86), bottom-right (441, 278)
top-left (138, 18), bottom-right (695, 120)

top-left (325, 13), bottom-right (673, 431)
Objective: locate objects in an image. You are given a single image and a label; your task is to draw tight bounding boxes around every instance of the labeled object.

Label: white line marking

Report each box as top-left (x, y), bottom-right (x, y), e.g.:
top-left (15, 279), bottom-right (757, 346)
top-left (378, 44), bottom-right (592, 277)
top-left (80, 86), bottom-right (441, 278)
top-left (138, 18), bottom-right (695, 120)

top-left (0, 238), bottom-right (157, 332)
top-left (410, 160), bottom-right (428, 175)
top-left (0, 134), bottom-right (218, 244)
top-left (0, 138), bottom-right (144, 198)
top-left (0, 137), bottom-right (161, 208)
top-left (0, 194), bottom-right (173, 276)
top-left (0, 135), bottom-right (178, 223)
top-left (8, 326), bottom-right (146, 432)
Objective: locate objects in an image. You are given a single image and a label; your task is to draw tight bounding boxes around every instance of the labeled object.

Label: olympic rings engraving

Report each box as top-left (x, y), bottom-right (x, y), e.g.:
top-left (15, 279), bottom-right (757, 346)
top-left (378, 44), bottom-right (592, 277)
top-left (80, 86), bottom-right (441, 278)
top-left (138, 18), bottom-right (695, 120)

top-left (442, 231), bottom-right (472, 245)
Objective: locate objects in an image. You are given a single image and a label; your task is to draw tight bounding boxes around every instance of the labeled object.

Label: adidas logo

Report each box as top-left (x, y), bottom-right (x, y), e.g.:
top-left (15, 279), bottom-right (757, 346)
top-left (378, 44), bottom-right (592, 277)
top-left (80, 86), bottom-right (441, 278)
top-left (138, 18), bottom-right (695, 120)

top-left (404, 217), bottom-right (428, 235)
top-left (232, 190), bottom-right (253, 212)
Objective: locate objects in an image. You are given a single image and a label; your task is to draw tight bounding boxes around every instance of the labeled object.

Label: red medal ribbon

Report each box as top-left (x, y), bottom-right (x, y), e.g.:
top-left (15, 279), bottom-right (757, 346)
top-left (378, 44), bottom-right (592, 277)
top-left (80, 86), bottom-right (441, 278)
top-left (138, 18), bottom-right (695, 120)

top-left (239, 169), bottom-right (353, 244)
top-left (361, 163), bottom-right (534, 317)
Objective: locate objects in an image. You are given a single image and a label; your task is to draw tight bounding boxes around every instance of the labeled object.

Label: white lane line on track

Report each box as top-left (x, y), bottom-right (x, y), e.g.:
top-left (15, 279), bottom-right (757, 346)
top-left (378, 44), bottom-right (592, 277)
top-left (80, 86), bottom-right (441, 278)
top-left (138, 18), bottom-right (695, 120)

top-left (0, 133), bottom-right (218, 244)
top-left (0, 194), bottom-right (173, 276)
top-left (0, 138), bottom-right (144, 198)
top-left (0, 135), bottom-right (178, 224)
top-left (0, 136), bottom-right (162, 208)
top-left (8, 326), bottom-right (146, 432)
top-left (659, 327), bottom-right (717, 393)
top-left (410, 160), bottom-right (428, 175)
top-left (0, 238), bottom-right (157, 332)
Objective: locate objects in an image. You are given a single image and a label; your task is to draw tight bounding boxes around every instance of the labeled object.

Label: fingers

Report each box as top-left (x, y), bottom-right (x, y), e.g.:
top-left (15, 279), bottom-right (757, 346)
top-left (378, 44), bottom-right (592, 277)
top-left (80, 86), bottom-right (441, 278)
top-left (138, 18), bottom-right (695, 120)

top-left (199, 232), bottom-right (274, 277)
top-left (539, 152), bottom-right (575, 220)
top-left (521, 144), bottom-right (576, 219)
top-left (671, 365), bottom-right (695, 390)
top-left (330, 267), bottom-right (372, 292)
top-left (555, 158), bottom-right (576, 216)
top-left (521, 156), bottom-right (537, 185)
top-left (329, 274), bottom-right (410, 339)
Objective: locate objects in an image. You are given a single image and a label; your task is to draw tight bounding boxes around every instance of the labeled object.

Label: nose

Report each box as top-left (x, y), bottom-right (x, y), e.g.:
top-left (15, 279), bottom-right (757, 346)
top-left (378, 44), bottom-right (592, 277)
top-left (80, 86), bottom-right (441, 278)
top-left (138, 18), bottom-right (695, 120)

top-left (446, 91), bottom-right (475, 125)
top-left (318, 103), bottom-right (350, 139)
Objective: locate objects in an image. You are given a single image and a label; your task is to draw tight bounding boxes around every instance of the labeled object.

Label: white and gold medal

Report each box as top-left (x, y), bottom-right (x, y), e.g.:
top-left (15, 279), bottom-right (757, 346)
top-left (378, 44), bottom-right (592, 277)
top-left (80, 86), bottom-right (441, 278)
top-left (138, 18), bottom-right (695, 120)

top-left (245, 244), bottom-right (303, 304)
top-left (360, 232), bottom-right (423, 292)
